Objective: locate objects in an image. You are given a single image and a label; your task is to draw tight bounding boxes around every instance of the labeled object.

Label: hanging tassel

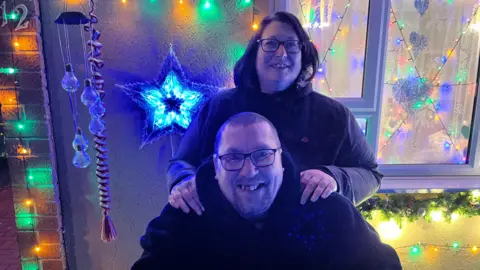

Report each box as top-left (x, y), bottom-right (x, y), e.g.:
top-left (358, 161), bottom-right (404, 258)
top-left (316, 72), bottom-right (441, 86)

top-left (101, 209), bottom-right (117, 242)
top-left (95, 133), bottom-right (116, 242)
top-left (85, 0), bottom-right (117, 241)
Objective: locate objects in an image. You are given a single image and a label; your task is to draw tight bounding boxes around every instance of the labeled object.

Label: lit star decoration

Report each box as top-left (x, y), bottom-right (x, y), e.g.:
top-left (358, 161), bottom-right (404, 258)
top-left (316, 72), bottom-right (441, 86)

top-left (116, 45), bottom-right (217, 148)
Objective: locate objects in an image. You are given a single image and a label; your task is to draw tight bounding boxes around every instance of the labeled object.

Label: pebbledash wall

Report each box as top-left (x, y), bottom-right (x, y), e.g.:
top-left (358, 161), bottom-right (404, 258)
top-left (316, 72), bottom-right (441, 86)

top-left (0, 0), bottom-right (65, 270)
top-left (38, 0), bottom-right (270, 269)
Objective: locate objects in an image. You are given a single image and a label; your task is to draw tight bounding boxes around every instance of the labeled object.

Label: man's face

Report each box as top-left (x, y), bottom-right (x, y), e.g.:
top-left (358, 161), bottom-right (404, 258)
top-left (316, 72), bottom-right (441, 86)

top-left (214, 122), bottom-right (284, 219)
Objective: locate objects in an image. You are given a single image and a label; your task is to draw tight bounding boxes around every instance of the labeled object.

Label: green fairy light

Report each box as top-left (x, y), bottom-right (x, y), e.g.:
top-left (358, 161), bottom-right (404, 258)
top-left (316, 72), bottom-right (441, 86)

top-left (21, 261), bottom-right (40, 270)
top-left (197, 0), bottom-right (221, 21)
top-left (0, 67), bottom-right (17, 74)
top-left (26, 168), bottom-right (54, 187)
top-left (411, 245), bottom-right (421, 255)
top-left (203, 0), bottom-right (211, 9)
top-left (414, 102), bottom-right (423, 109)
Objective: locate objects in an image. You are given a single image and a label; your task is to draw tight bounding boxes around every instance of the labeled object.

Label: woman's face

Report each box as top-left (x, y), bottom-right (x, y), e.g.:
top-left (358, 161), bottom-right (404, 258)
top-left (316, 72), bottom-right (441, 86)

top-left (256, 21), bottom-right (302, 93)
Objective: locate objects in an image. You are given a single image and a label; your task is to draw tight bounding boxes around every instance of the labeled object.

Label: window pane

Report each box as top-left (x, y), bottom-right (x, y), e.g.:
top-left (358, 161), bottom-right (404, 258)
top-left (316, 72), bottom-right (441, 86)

top-left (356, 118), bottom-right (367, 135)
top-left (378, 0), bottom-right (480, 164)
top-left (289, 0), bottom-right (369, 98)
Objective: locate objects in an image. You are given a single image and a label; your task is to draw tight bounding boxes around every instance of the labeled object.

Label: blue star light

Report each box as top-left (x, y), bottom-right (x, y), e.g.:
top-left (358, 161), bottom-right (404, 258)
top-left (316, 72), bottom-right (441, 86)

top-left (116, 45), bottom-right (217, 148)
top-left (142, 73), bottom-right (202, 130)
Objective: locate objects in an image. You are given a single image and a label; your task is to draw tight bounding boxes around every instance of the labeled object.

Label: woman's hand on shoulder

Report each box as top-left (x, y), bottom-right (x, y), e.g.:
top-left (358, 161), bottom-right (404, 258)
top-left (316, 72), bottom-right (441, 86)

top-left (300, 169), bottom-right (338, 205)
top-left (168, 175), bottom-right (205, 216)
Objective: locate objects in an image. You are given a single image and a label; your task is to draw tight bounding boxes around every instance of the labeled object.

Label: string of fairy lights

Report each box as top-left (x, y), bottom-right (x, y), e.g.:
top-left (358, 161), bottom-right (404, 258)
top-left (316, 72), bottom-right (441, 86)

top-left (367, 190), bottom-right (480, 256)
top-left (378, 3), bottom-right (480, 162)
top-left (299, 0), bottom-right (353, 94)
top-left (2, 0), bottom-right (42, 267)
top-left (117, 0), bottom-right (259, 32)
top-left (395, 242), bottom-right (480, 256)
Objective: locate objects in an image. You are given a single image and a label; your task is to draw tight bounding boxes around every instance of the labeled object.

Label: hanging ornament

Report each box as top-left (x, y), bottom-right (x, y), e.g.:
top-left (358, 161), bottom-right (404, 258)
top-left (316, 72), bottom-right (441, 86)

top-left (81, 79), bottom-right (99, 106)
top-left (84, 0), bottom-right (116, 242)
top-left (392, 76), bottom-right (433, 114)
top-left (414, 0), bottom-right (429, 16)
top-left (409, 31), bottom-right (428, 57)
top-left (89, 100), bottom-right (106, 118)
top-left (72, 128), bottom-right (88, 151)
top-left (55, 1), bottom-right (116, 242)
top-left (116, 44), bottom-right (217, 148)
top-left (73, 146), bottom-right (91, 168)
top-left (89, 117), bottom-right (105, 135)
top-left (61, 63), bottom-right (80, 92)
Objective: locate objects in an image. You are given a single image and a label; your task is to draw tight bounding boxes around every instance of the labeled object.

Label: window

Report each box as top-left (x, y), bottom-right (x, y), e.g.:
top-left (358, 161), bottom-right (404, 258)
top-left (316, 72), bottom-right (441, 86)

top-left (288, 0), bottom-right (369, 98)
top-left (379, 0), bottom-right (480, 166)
top-left (278, 0), bottom-right (480, 188)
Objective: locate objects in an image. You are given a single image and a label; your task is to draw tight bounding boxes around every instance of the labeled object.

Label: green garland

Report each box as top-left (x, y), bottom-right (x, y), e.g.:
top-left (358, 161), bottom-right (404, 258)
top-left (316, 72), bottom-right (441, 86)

top-left (356, 191), bottom-right (480, 226)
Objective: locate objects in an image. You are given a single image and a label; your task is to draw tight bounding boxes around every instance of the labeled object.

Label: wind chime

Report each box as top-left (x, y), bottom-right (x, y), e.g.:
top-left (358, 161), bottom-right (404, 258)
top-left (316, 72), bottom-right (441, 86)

top-left (54, 0), bottom-right (116, 242)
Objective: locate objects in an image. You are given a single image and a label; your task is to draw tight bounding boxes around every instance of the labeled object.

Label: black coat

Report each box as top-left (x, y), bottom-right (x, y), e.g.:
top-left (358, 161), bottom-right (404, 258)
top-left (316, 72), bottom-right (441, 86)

top-left (167, 84), bottom-right (382, 205)
top-left (134, 153), bottom-right (401, 270)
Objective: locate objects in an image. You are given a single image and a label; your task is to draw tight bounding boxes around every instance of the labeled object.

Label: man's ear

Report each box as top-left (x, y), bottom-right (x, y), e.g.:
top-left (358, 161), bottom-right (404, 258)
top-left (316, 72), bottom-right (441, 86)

top-left (213, 154), bottom-right (219, 180)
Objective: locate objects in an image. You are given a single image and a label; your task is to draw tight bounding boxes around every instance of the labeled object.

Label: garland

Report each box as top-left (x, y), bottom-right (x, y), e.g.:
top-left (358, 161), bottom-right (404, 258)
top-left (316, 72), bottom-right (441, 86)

top-left (357, 191), bottom-right (480, 226)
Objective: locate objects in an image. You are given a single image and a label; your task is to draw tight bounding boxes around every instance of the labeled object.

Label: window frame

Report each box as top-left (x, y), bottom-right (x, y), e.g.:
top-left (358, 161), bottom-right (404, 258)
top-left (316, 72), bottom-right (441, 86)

top-left (275, 0), bottom-right (480, 189)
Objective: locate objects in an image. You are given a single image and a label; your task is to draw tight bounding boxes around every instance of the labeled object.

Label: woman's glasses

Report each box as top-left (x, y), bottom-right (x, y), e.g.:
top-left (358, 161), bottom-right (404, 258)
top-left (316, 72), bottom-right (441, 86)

top-left (257, 39), bottom-right (303, 54)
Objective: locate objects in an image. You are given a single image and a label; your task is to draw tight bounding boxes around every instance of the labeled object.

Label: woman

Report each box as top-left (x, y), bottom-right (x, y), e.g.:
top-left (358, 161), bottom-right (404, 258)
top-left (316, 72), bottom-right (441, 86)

top-left (167, 11), bottom-right (382, 216)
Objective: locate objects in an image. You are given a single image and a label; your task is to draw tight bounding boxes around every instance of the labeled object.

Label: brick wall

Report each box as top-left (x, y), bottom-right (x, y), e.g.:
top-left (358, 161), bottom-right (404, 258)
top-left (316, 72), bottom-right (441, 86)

top-left (0, 187), bottom-right (21, 270)
top-left (0, 1), bottom-right (65, 269)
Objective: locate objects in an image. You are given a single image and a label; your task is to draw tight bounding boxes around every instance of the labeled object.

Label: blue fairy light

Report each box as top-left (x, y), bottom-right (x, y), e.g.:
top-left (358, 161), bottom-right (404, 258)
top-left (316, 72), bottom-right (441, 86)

top-left (444, 142), bottom-right (451, 149)
top-left (441, 56), bottom-right (447, 65)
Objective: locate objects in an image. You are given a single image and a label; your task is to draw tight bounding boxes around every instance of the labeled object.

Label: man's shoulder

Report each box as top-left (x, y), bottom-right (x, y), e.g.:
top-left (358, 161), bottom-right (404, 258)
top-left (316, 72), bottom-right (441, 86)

top-left (147, 204), bottom-right (191, 230)
top-left (302, 193), bottom-right (360, 226)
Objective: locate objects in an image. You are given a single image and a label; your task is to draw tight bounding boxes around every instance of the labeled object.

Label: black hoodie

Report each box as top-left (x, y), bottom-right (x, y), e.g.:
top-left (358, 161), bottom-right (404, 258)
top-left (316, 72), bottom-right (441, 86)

top-left (167, 84), bottom-right (382, 205)
top-left (133, 153), bottom-right (401, 270)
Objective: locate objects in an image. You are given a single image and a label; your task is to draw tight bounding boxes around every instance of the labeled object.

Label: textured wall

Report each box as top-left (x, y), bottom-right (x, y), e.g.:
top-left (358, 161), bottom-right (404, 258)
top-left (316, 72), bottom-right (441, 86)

top-left (40, 0), bottom-right (269, 269)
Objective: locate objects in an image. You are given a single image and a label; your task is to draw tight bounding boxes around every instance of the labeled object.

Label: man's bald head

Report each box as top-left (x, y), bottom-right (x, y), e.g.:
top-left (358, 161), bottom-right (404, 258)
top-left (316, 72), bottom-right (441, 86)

top-left (214, 112), bottom-right (280, 154)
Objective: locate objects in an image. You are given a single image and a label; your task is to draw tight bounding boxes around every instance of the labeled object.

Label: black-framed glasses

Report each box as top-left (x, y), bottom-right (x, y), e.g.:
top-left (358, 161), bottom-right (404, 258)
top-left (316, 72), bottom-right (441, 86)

top-left (257, 38), bottom-right (303, 53)
top-left (217, 148), bottom-right (281, 171)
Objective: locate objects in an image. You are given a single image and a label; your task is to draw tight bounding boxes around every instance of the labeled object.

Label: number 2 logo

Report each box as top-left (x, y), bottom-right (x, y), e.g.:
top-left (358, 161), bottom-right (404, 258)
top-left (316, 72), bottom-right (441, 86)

top-left (0, 1), bottom-right (30, 31)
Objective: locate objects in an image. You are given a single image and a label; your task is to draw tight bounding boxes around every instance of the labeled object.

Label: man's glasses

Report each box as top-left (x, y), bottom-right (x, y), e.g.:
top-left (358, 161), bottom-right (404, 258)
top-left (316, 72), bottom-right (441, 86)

top-left (257, 39), bottom-right (303, 54)
top-left (217, 148), bottom-right (280, 171)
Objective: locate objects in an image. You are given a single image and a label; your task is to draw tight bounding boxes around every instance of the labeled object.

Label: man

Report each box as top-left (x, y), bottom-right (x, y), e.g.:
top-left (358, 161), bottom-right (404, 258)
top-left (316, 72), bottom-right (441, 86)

top-left (133, 112), bottom-right (401, 269)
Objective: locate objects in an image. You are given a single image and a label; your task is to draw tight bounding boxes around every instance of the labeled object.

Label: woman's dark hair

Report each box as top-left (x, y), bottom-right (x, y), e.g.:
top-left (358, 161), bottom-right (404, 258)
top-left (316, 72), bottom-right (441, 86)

top-left (233, 11), bottom-right (319, 90)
